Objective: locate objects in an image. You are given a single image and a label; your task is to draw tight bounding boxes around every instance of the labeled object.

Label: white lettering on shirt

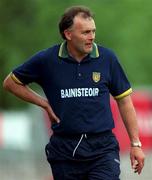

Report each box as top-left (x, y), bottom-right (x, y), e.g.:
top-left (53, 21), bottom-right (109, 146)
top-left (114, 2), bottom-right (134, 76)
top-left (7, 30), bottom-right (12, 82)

top-left (60, 88), bottom-right (99, 98)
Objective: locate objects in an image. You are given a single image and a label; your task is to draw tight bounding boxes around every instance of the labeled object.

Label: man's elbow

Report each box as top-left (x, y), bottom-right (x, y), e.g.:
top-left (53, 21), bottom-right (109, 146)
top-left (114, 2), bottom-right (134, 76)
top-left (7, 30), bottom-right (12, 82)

top-left (3, 75), bottom-right (13, 91)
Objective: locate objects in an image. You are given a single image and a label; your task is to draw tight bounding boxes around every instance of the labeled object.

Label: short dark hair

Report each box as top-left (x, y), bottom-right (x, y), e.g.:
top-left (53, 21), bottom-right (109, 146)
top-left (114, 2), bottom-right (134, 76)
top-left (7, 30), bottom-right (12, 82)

top-left (59, 6), bottom-right (94, 40)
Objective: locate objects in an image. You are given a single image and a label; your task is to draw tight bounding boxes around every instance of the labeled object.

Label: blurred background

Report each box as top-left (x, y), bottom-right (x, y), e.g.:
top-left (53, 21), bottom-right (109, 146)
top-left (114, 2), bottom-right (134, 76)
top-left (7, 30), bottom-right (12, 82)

top-left (0, 0), bottom-right (152, 179)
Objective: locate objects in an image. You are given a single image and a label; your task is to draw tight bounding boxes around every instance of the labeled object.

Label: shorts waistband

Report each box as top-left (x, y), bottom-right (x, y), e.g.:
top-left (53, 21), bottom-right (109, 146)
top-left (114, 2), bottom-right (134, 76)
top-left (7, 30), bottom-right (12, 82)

top-left (53, 130), bottom-right (112, 139)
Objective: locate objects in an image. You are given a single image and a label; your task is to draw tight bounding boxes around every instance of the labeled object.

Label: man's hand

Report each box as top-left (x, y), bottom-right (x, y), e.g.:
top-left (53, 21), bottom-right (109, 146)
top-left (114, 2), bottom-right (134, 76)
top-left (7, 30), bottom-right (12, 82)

top-left (43, 101), bottom-right (60, 124)
top-left (130, 147), bottom-right (145, 174)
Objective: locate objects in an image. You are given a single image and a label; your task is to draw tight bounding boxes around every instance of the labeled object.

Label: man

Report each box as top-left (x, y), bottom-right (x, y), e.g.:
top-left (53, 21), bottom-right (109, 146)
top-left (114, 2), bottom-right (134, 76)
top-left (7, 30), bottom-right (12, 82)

top-left (3, 6), bottom-right (145, 180)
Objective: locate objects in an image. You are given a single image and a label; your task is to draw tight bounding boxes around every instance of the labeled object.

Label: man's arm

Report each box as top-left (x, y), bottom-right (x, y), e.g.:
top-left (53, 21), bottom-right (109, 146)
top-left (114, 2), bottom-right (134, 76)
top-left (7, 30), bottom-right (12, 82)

top-left (3, 74), bottom-right (60, 123)
top-left (116, 95), bottom-right (145, 174)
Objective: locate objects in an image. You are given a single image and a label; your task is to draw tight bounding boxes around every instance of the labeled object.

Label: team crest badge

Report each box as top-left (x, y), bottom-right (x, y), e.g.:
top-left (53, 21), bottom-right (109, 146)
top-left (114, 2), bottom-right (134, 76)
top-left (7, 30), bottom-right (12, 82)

top-left (92, 72), bottom-right (101, 83)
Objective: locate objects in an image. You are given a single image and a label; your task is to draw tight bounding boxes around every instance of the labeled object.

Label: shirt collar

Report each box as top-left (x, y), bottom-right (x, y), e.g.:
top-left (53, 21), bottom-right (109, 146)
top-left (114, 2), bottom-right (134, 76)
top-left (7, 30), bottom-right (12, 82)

top-left (58, 41), bottom-right (99, 59)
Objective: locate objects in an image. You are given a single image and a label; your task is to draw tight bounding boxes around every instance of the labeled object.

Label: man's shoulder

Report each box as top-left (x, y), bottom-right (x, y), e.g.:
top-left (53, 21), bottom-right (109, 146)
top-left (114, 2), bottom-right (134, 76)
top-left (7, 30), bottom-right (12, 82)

top-left (96, 44), bottom-right (119, 64)
top-left (39, 44), bottom-right (60, 54)
top-left (38, 44), bottom-right (60, 57)
top-left (97, 44), bottom-right (116, 57)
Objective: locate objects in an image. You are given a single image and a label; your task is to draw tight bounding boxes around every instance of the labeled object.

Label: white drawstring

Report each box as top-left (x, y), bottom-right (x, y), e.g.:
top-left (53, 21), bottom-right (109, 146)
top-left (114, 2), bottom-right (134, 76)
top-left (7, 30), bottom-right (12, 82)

top-left (72, 134), bottom-right (87, 157)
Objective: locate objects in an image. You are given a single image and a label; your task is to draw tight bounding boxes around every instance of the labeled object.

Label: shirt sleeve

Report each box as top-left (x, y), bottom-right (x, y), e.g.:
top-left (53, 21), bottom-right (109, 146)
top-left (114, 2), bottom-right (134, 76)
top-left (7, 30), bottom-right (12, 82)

top-left (109, 51), bottom-right (132, 99)
top-left (11, 50), bottom-right (45, 85)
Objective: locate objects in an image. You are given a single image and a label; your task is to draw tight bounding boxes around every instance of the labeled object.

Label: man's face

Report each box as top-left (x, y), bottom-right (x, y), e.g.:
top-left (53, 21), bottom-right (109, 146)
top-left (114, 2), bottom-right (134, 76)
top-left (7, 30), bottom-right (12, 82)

top-left (66, 15), bottom-right (96, 57)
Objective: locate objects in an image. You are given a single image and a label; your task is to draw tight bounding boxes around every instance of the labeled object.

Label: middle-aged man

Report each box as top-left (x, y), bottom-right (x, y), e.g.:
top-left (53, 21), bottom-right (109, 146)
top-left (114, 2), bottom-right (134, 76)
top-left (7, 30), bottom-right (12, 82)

top-left (3, 6), bottom-right (145, 180)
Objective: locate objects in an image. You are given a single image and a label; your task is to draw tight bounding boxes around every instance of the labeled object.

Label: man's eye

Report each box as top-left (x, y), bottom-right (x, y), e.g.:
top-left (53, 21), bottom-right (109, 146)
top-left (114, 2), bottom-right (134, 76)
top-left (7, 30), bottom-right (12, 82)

top-left (83, 31), bottom-right (89, 34)
top-left (83, 30), bottom-right (96, 35)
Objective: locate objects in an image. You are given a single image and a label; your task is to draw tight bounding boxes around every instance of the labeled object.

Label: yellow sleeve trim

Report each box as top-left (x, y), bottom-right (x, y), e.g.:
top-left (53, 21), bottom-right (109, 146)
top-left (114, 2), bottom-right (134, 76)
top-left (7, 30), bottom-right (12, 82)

top-left (10, 73), bottom-right (24, 85)
top-left (114, 88), bottom-right (132, 99)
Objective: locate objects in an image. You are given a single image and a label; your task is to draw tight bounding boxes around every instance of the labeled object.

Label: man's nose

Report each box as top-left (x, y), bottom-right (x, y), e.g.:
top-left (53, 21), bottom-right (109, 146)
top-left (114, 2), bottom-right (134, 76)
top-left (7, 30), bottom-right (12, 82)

top-left (88, 31), bottom-right (95, 40)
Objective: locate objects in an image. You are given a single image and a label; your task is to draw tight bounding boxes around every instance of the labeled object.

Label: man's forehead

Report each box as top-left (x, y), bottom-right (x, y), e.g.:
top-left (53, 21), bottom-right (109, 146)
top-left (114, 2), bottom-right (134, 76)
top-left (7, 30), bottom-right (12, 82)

top-left (73, 15), bottom-right (95, 28)
top-left (73, 14), bottom-right (94, 23)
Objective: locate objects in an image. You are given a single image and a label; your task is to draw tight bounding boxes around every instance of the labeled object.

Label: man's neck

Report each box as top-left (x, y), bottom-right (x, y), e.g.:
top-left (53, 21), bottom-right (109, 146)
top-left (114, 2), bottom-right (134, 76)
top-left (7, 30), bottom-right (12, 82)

top-left (67, 44), bottom-right (88, 63)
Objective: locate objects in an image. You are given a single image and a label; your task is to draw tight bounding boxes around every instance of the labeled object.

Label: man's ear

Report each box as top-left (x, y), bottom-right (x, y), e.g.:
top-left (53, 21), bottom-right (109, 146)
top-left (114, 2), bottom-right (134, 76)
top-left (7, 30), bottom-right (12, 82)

top-left (64, 29), bottom-right (72, 40)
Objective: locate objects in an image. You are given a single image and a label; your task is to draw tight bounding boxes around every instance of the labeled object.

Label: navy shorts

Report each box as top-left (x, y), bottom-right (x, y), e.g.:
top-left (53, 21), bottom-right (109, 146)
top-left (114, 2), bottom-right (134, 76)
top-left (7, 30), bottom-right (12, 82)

top-left (45, 131), bottom-right (120, 180)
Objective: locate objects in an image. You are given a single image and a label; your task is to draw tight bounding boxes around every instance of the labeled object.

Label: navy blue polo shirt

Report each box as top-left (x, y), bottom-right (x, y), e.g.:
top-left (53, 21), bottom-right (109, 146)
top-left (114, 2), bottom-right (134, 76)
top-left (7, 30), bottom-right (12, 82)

top-left (11, 42), bottom-right (132, 135)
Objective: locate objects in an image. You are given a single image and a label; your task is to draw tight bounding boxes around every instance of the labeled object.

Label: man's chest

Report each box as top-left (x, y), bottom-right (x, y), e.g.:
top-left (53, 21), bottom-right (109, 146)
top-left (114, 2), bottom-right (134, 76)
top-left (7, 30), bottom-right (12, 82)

top-left (43, 60), bottom-right (110, 90)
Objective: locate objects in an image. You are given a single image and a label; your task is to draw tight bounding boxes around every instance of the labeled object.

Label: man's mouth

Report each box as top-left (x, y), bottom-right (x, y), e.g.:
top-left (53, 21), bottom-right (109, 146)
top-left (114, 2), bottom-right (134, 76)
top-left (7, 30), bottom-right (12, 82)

top-left (85, 43), bottom-right (93, 48)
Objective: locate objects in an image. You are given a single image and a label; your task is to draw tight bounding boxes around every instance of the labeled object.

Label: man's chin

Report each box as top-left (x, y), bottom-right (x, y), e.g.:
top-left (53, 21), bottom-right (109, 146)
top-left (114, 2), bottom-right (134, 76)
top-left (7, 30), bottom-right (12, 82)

top-left (85, 48), bottom-right (93, 54)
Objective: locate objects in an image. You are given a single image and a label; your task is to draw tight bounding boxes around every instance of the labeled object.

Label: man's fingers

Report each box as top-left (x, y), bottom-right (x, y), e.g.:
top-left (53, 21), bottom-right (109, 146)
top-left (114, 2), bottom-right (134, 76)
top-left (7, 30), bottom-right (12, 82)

top-left (132, 160), bottom-right (137, 170)
top-left (130, 155), bottom-right (136, 169)
top-left (49, 113), bottom-right (60, 123)
top-left (132, 159), bottom-right (144, 174)
top-left (44, 104), bottom-right (60, 123)
top-left (53, 116), bottom-right (60, 123)
top-left (137, 161), bottom-right (144, 174)
top-left (133, 163), bottom-right (141, 174)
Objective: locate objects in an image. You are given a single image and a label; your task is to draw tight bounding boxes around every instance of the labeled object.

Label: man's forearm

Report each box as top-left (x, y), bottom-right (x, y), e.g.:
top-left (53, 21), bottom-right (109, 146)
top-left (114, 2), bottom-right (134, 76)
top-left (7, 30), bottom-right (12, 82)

top-left (3, 74), bottom-right (48, 109)
top-left (116, 95), bottom-right (140, 143)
